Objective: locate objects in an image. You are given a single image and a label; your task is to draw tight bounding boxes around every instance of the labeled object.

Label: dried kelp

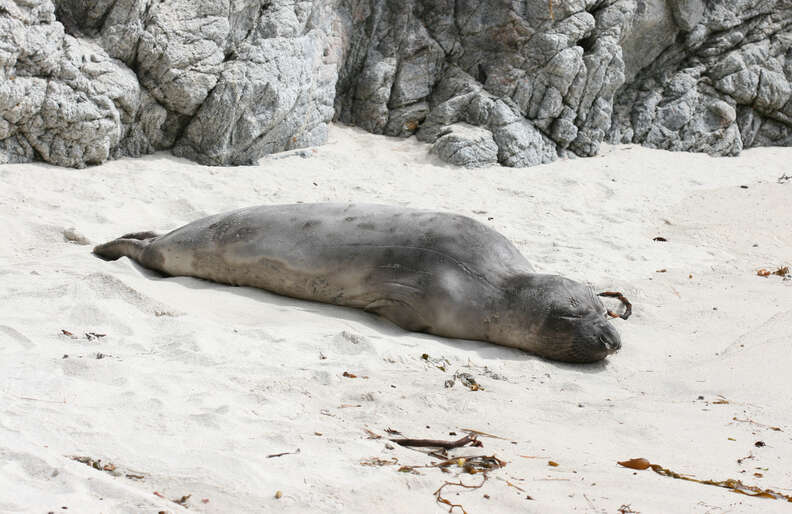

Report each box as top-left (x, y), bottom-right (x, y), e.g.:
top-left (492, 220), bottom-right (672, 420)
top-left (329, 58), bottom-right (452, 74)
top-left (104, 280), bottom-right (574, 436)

top-left (618, 458), bottom-right (792, 501)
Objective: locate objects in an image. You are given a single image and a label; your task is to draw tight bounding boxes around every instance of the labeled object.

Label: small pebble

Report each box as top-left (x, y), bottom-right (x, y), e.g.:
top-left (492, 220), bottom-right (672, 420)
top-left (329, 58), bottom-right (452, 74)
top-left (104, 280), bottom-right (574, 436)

top-left (63, 228), bottom-right (90, 245)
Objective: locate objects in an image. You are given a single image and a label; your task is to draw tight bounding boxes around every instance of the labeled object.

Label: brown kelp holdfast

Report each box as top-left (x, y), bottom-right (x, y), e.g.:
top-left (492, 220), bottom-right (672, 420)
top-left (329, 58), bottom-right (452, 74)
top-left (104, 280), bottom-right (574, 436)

top-left (598, 291), bottom-right (632, 320)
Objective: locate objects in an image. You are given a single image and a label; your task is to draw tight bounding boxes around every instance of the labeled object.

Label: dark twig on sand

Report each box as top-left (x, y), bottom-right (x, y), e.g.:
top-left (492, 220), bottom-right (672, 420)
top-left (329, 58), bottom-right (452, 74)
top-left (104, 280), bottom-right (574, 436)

top-left (266, 448), bottom-right (300, 458)
top-left (598, 291), bottom-right (632, 320)
top-left (390, 434), bottom-right (480, 450)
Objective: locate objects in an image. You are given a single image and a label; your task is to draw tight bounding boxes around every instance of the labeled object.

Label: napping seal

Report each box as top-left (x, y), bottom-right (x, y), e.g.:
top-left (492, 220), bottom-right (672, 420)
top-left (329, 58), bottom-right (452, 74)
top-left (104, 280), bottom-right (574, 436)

top-left (93, 203), bottom-right (623, 363)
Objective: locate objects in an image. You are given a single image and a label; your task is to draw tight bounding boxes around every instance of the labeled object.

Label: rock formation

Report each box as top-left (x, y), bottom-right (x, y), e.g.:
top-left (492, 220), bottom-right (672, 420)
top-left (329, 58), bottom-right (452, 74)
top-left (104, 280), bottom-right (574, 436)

top-left (1, 0), bottom-right (790, 168)
top-left (610, 0), bottom-right (792, 153)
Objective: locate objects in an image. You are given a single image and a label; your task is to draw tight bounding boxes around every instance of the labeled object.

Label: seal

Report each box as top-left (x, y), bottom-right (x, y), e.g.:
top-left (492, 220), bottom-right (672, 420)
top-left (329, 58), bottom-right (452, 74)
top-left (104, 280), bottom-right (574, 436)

top-left (93, 203), bottom-right (623, 363)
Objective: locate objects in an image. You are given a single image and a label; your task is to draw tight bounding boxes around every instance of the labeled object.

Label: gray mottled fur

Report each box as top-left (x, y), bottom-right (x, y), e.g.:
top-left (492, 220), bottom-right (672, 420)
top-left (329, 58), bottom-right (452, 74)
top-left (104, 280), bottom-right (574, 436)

top-left (93, 203), bottom-right (622, 363)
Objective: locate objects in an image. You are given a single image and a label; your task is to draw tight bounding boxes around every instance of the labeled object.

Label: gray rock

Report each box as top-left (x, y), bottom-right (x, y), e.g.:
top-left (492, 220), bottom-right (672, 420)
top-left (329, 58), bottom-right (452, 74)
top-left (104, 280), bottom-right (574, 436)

top-left (2, 0), bottom-right (790, 168)
top-left (493, 120), bottom-right (558, 167)
top-left (621, 0), bottom-right (679, 82)
top-left (173, 29), bottom-right (337, 165)
top-left (0, 1), bottom-right (148, 167)
top-left (415, 68), bottom-right (558, 167)
top-left (609, 0), bottom-right (792, 156)
top-left (384, 102), bottom-right (430, 137)
top-left (668, 0), bottom-right (706, 31)
top-left (342, 53), bottom-right (397, 134)
top-left (430, 123), bottom-right (498, 168)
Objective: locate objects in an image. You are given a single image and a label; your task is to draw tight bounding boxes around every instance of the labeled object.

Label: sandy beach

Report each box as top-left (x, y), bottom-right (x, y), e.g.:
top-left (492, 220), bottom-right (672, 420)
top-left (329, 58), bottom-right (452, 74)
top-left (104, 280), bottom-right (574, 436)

top-left (1, 124), bottom-right (791, 513)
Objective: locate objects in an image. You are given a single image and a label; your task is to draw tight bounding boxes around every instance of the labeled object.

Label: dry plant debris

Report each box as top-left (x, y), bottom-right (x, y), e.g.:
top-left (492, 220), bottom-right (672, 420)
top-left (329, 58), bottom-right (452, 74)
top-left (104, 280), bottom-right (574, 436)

top-left (395, 453), bottom-right (509, 513)
top-left (732, 416), bottom-right (782, 432)
top-left (342, 371), bottom-right (368, 378)
top-left (361, 457), bottom-right (399, 467)
top-left (153, 491), bottom-right (193, 506)
top-left (618, 458), bottom-right (792, 501)
top-left (69, 455), bottom-right (143, 480)
top-left (69, 455), bottom-right (121, 476)
top-left (364, 428), bottom-right (382, 439)
top-left (173, 494), bottom-right (191, 506)
top-left (434, 475), bottom-right (489, 514)
top-left (459, 428), bottom-right (508, 440)
top-left (421, 353), bottom-right (450, 372)
top-left (373, 427), bottom-right (520, 512)
top-left (61, 330), bottom-right (107, 341)
top-left (398, 455), bottom-right (506, 475)
top-left (737, 452), bottom-right (755, 465)
top-left (756, 266), bottom-right (790, 278)
top-left (445, 371), bottom-right (483, 390)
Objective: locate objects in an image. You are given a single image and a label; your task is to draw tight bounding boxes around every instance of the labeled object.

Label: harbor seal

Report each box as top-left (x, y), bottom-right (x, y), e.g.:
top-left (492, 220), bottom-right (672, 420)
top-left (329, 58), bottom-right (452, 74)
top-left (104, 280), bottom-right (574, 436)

top-left (93, 203), bottom-right (624, 363)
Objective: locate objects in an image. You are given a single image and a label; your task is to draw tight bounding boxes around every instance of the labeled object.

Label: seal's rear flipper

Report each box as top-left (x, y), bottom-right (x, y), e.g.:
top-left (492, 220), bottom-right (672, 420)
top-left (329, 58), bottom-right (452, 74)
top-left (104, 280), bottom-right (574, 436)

top-left (120, 231), bottom-right (160, 240)
top-left (93, 232), bottom-right (158, 262)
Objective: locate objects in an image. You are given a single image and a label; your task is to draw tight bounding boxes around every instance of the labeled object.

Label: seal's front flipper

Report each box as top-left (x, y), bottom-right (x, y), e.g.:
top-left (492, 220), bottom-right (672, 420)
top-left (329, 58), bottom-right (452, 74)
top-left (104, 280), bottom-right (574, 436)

top-left (364, 298), bottom-right (432, 333)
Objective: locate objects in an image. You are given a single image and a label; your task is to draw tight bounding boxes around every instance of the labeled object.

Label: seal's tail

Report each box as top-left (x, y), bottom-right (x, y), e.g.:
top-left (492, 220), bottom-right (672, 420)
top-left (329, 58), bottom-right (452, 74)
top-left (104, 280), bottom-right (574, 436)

top-left (92, 231), bottom-right (159, 262)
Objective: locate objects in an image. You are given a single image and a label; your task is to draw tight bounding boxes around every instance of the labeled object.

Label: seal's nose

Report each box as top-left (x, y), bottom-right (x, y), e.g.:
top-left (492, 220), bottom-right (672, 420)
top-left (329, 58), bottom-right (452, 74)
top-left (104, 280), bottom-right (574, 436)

top-left (598, 323), bottom-right (622, 353)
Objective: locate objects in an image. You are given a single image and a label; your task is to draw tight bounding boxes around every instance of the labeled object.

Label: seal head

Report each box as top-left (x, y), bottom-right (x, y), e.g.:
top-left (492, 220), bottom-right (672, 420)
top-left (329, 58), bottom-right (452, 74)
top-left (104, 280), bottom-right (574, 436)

top-left (505, 275), bottom-right (622, 363)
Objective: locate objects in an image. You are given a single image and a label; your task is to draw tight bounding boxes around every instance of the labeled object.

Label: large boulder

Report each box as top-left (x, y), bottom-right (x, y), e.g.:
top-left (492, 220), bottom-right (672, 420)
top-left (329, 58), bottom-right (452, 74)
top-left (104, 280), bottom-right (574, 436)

top-left (429, 123), bottom-right (498, 168)
top-left (0, 0), bottom-right (160, 167)
top-left (609, 0), bottom-right (792, 153)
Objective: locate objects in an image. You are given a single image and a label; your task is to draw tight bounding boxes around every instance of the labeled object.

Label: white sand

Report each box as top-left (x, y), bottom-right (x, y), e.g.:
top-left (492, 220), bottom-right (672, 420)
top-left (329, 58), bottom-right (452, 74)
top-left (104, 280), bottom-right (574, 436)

top-left (1, 124), bottom-right (791, 513)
